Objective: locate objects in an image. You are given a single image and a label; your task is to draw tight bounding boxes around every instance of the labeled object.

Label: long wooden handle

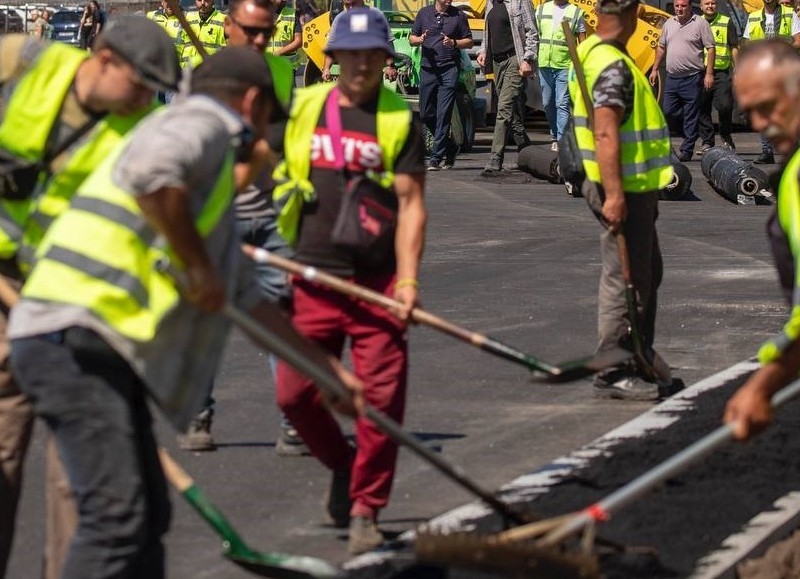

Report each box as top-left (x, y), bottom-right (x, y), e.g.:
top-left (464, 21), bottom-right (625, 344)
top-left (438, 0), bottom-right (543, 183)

top-left (562, 20), bottom-right (592, 128)
top-left (164, 0), bottom-right (208, 60)
top-left (158, 448), bottom-right (194, 493)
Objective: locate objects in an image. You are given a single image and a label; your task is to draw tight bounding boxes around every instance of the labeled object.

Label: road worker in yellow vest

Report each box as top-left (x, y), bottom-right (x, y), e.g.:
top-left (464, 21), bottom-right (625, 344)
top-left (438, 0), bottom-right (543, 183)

top-left (744, 0), bottom-right (800, 163)
top-left (569, 0), bottom-right (674, 401)
top-left (180, 0), bottom-right (227, 68)
top-left (268, 0), bottom-right (303, 71)
top-left (147, 0), bottom-right (187, 58)
top-left (8, 47), bottom-right (363, 579)
top-left (0, 16), bottom-right (179, 579)
top-left (535, 0), bottom-right (586, 151)
top-left (725, 41), bottom-right (800, 440)
top-left (697, 0), bottom-right (738, 154)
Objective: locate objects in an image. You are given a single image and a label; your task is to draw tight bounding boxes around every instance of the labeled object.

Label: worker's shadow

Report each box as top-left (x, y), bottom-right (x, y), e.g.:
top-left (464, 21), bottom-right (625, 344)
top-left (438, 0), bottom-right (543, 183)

top-left (216, 432), bottom-right (465, 451)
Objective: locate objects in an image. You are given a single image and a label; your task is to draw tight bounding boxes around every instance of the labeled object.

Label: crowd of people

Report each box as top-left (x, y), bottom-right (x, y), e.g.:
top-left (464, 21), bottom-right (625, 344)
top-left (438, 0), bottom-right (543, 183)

top-left (1, 0), bottom-right (800, 577)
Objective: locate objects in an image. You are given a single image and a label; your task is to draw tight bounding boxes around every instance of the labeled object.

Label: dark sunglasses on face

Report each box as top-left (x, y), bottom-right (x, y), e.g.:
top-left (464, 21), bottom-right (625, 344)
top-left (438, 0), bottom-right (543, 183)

top-left (231, 17), bottom-right (274, 39)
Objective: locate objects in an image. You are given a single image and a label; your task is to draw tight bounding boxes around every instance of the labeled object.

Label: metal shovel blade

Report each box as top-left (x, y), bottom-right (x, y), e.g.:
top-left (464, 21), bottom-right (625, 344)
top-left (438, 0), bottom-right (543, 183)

top-left (530, 347), bottom-right (633, 383)
top-left (227, 549), bottom-right (342, 579)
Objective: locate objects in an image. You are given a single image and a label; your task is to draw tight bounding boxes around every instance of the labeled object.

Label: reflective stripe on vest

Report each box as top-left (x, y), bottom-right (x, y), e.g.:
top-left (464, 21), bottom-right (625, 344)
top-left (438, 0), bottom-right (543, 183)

top-left (568, 36), bottom-right (673, 192)
top-left (273, 83), bottom-right (411, 246)
top-left (180, 10), bottom-right (227, 67)
top-left (536, 2), bottom-right (582, 70)
top-left (705, 14), bottom-right (731, 70)
top-left (21, 136), bottom-right (236, 343)
top-left (265, 52), bottom-right (294, 108)
top-left (746, 5), bottom-right (794, 40)
top-left (267, 8), bottom-right (299, 67)
top-left (0, 43), bottom-right (88, 260)
top-left (759, 148), bottom-right (800, 364)
top-left (18, 105), bottom-right (157, 272)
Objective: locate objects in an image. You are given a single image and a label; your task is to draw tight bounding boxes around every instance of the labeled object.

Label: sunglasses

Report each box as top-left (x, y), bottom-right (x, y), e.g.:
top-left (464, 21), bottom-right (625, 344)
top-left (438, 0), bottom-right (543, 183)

top-left (231, 17), bottom-right (274, 39)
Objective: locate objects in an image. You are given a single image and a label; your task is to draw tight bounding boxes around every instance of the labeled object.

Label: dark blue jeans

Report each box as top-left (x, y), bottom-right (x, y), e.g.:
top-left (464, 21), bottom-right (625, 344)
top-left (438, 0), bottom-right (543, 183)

top-left (11, 330), bottom-right (170, 579)
top-left (663, 71), bottom-right (703, 158)
top-left (419, 64), bottom-right (458, 163)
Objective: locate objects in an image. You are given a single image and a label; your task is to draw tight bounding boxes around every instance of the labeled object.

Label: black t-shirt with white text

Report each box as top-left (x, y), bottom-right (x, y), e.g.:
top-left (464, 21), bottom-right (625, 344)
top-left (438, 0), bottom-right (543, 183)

top-left (294, 98), bottom-right (425, 277)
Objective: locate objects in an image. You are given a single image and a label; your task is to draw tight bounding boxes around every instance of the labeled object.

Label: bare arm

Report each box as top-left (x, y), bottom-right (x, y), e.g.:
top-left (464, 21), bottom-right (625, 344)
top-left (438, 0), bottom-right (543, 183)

top-left (649, 45), bottom-right (665, 85)
top-left (137, 187), bottom-right (224, 312)
top-left (704, 46), bottom-right (715, 89)
top-left (277, 32), bottom-right (303, 55)
top-left (725, 338), bottom-right (800, 440)
top-left (593, 105), bottom-right (626, 231)
top-left (392, 172), bottom-right (426, 320)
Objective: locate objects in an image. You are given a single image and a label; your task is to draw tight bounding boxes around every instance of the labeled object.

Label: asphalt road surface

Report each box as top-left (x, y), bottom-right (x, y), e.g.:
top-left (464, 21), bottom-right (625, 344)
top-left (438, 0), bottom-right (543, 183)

top-left (7, 128), bottom-right (785, 579)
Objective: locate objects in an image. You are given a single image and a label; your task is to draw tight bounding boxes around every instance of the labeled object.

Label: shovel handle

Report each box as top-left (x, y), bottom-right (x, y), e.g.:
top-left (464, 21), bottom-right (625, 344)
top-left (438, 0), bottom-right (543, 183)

top-left (158, 448), bottom-right (194, 493)
top-left (542, 377), bottom-right (800, 546)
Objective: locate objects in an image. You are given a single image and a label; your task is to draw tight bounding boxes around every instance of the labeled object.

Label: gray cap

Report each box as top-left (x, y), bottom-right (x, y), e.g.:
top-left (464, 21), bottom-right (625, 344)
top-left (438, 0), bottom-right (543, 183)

top-left (597, 0), bottom-right (639, 13)
top-left (98, 15), bottom-right (181, 91)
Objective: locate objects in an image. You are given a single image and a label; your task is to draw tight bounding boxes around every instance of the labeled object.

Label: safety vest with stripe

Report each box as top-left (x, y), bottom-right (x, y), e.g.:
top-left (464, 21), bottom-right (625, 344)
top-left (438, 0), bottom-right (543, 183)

top-left (180, 9), bottom-right (227, 68)
top-left (0, 42), bottom-right (87, 261)
top-left (745, 5), bottom-right (794, 41)
top-left (758, 148), bottom-right (800, 365)
top-left (273, 83), bottom-right (411, 246)
top-left (705, 13), bottom-right (732, 70)
top-left (536, 1), bottom-right (583, 70)
top-left (20, 124), bottom-right (235, 344)
top-left (265, 52), bottom-right (294, 109)
top-left (569, 36), bottom-right (673, 192)
top-left (147, 9), bottom-right (186, 58)
top-left (267, 7), bottom-right (299, 69)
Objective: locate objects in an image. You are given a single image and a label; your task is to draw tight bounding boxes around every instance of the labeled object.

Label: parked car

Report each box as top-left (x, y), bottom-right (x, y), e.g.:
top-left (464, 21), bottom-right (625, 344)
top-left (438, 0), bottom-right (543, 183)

top-left (50, 8), bottom-right (82, 45)
top-left (0, 9), bottom-right (24, 33)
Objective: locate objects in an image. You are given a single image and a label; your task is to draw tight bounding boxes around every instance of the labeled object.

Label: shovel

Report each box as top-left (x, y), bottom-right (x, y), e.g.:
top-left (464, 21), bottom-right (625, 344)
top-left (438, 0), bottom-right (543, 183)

top-left (416, 377), bottom-right (800, 577)
top-left (159, 449), bottom-right (341, 579)
top-left (241, 245), bottom-right (631, 383)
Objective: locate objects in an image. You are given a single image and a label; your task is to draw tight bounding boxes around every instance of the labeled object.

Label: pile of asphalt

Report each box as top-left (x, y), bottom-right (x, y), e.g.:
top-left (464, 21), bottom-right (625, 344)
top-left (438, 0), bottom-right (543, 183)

top-left (347, 370), bottom-right (800, 578)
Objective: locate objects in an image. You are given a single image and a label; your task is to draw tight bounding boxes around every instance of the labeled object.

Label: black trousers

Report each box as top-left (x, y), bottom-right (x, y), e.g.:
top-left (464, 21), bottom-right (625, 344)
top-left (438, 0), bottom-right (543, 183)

top-left (698, 68), bottom-right (734, 146)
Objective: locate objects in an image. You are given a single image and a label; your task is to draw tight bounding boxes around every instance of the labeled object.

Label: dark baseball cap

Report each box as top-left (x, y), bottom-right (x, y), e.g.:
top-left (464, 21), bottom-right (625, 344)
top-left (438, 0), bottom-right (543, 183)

top-left (191, 47), bottom-right (289, 120)
top-left (98, 15), bottom-right (181, 91)
top-left (324, 7), bottom-right (395, 56)
top-left (597, 0), bottom-right (640, 13)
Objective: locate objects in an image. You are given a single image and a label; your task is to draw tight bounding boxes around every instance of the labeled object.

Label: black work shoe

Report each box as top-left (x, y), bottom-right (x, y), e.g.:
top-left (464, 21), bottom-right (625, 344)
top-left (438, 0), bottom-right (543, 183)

top-left (593, 375), bottom-right (659, 401)
top-left (324, 466), bottom-right (352, 528)
top-left (276, 426), bottom-right (311, 457)
top-left (755, 152), bottom-right (775, 164)
top-left (177, 408), bottom-right (216, 451)
top-left (348, 516), bottom-right (384, 555)
top-left (677, 152), bottom-right (692, 162)
top-left (427, 160), bottom-right (441, 171)
top-left (722, 139), bottom-right (736, 152)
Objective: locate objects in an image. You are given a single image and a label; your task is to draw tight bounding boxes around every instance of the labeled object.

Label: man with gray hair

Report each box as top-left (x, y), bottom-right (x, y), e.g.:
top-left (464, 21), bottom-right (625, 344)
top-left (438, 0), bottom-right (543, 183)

top-left (724, 39), bottom-right (800, 439)
top-left (649, 0), bottom-right (715, 162)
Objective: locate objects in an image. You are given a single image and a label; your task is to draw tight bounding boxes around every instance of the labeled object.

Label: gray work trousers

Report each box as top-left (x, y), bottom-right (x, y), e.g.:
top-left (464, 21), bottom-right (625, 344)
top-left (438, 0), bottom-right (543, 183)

top-left (584, 182), bottom-right (662, 356)
top-left (490, 55), bottom-right (527, 162)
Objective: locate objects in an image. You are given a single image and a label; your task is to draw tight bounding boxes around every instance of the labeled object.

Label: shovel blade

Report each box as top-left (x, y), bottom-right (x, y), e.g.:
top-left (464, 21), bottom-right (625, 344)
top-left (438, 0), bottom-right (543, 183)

top-left (530, 348), bottom-right (633, 383)
top-left (228, 549), bottom-right (342, 579)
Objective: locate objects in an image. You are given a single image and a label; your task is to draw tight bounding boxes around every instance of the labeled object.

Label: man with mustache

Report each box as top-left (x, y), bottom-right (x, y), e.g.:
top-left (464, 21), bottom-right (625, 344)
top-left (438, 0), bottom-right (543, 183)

top-left (724, 40), bottom-right (800, 438)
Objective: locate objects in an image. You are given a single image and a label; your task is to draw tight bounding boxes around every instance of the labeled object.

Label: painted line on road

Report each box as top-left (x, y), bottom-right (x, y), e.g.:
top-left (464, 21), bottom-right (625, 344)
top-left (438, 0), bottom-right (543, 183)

top-left (345, 359), bottom-right (762, 573)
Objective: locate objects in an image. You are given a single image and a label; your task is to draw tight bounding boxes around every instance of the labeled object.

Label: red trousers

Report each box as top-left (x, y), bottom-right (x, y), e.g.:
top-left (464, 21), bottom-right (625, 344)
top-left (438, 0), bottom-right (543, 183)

top-left (276, 273), bottom-right (408, 517)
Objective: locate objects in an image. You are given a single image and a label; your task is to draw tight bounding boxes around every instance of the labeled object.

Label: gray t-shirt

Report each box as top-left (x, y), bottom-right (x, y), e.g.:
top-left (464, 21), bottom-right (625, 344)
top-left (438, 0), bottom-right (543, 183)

top-left (9, 94), bottom-right (262, 429)
top-left (659, 14), bottom-right (715, 77)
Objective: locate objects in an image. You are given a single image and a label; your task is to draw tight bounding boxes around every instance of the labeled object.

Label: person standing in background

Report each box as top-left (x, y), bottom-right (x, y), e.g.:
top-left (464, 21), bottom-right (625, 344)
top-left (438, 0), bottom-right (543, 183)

top-left (410, 0), bottom-right (473, 171)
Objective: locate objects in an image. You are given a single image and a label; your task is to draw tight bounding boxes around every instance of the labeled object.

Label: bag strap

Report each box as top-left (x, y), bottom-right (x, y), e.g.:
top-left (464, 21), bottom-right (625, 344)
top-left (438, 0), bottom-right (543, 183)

top-left (324, 87), bottom-right (346, 171)
top-left (43, 114), bottom-right (103, 167)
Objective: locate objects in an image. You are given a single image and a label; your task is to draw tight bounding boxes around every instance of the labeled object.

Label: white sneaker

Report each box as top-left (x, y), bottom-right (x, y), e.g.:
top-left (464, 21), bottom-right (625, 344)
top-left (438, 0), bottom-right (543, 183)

top-left (550, 141), bottom-right (559, 152)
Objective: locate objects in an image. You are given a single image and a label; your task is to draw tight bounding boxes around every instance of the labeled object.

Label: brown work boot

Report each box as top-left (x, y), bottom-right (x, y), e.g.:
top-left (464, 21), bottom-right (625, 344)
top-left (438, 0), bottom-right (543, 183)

top-left (177, 408), bottom-right (216, 452)
top-left (348, 515), bottom-right (384, 555)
